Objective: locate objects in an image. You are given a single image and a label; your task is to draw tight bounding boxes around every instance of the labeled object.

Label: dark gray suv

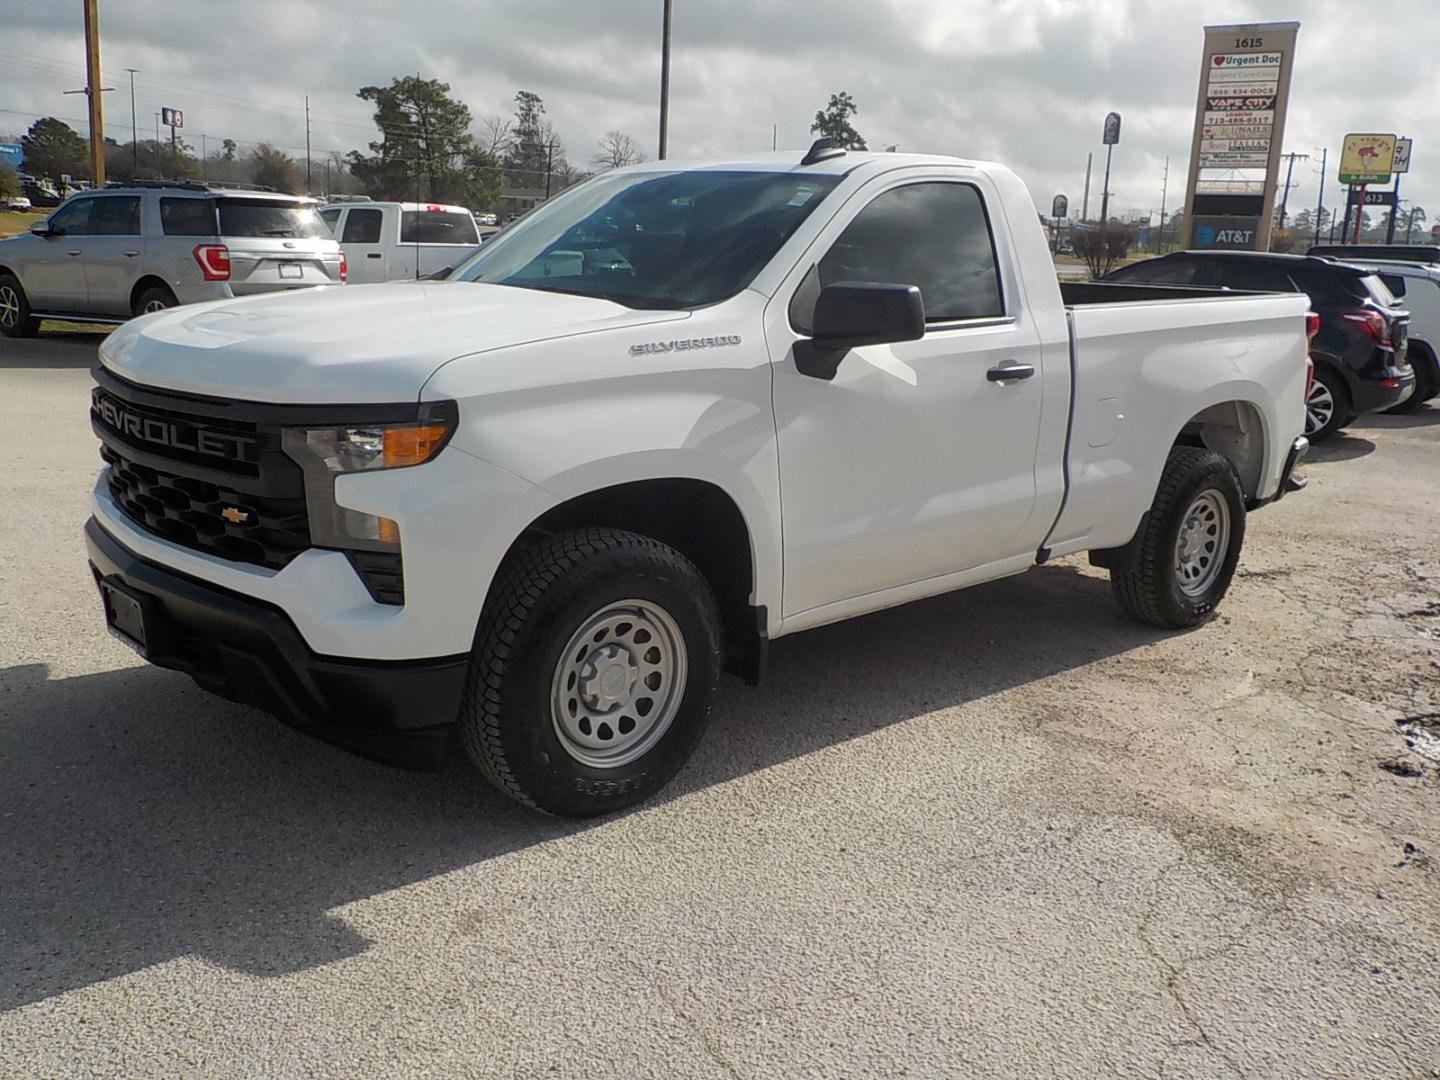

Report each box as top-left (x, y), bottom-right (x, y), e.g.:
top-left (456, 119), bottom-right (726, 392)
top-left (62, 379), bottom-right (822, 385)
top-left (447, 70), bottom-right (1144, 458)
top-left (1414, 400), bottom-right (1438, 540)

top-left (0, 182), bottom-right (344, 338)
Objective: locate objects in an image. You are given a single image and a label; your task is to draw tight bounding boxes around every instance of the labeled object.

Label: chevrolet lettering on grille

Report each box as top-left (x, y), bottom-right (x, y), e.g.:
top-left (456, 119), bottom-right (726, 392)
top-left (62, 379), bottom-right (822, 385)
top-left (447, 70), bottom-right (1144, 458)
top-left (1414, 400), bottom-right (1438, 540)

top-left (94, 394), bottom-right (258, 465)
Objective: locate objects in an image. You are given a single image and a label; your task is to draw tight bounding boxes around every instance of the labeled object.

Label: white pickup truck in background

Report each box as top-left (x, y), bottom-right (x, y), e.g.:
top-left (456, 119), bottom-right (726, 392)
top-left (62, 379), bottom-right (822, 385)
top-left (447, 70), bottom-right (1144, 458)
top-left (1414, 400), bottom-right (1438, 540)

top-left (317, 200), bottom-right (482, 283)
top-left (86, 143), bottom-right (1310, 816)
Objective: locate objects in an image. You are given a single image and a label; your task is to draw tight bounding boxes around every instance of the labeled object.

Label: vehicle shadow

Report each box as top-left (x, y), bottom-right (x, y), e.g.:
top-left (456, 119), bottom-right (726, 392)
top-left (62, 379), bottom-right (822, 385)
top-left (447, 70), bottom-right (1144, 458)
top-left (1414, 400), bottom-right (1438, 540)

top-left (0, 563), bottom-right (1167, 1012)
top-left (1308, 434), bottom-right (1376, 463)
top-left (1352, 403), bottom-right (1440, 430)
top-left (0, 329), bottom-right (108, 370)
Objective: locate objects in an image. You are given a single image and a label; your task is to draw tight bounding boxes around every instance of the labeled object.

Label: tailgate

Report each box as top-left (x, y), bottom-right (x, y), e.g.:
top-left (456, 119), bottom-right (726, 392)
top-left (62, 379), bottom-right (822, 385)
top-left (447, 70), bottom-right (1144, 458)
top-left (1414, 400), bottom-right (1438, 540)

top-left (226, 238), bottom-right (340, 293)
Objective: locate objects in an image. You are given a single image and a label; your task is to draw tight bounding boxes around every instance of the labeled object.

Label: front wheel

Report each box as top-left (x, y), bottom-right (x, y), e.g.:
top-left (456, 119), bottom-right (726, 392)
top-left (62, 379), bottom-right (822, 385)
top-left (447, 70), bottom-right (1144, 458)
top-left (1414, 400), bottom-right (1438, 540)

top-left (459, 528), bottom-right (722, 817)
top-left (0, 273), bottom-right (39, 338)
top-left (1110, 447), bottom-right (1247, 630)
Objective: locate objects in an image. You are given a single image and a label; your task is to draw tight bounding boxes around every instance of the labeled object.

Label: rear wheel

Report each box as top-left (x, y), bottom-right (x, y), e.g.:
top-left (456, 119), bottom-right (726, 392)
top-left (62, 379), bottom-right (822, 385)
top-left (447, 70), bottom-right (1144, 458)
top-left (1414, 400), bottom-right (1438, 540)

top-left (133, 284), bottom-right (178, 317)
top-left (1304, 366), bottom-right (1349, 442)
top-left (1110, 447), bottom-right (1247, 630)
top-left (0, 273), bottom-right (39, 338)
top-left (459, 528), bottom-right (722, 817)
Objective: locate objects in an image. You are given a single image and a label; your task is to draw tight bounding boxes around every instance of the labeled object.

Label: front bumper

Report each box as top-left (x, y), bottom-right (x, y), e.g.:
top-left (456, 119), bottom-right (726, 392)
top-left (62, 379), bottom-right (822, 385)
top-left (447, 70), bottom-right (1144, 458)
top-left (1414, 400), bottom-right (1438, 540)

top-left (85, 517), bottom-right (467, 769)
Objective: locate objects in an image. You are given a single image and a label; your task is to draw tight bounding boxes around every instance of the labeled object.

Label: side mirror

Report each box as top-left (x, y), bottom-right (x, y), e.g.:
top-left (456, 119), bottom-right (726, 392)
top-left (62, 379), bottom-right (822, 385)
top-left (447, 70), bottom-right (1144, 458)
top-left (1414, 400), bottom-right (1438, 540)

top-left (795, 281), bottom-right (926, 380)
top-left (29, 221), bottom-right (54, 238)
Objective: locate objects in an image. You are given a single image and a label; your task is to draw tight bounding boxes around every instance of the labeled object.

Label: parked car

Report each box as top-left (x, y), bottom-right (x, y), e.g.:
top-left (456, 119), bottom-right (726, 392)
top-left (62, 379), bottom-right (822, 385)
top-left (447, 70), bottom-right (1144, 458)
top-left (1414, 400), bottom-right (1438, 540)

top-left (1308, 244), bottom-right (1440, 267)
top-left (1102, 251), bottom-right (1414, 441)
top-left (3, 195), bottom-right (31, 212)
top-left (0, 181), bottom-right (344, 338)
top-left (86, 145), bottom-right (1309, 816)
top-left (1330, 259), bottom-right (1440, 410)
top-left (318, 200), bottom-right (481, 283)
top-left (19, 178), bottom-right (61, 209)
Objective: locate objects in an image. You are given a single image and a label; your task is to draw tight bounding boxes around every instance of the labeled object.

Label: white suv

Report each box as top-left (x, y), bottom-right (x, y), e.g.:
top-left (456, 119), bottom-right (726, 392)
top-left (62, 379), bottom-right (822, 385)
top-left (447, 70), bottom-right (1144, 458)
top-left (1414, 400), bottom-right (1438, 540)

top-left (0, 182), bottom-right (344, 337)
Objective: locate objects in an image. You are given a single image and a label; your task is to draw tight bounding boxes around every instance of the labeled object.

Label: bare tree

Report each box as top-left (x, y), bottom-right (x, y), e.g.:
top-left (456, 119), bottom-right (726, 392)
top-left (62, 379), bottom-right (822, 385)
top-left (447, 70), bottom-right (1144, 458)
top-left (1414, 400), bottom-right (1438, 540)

top-left (477, 115), bottom-right (514, 159)
top-left (1073, 222), bottom-right (1137, 278)
top-left (593, 130), bottom-right (647, 171)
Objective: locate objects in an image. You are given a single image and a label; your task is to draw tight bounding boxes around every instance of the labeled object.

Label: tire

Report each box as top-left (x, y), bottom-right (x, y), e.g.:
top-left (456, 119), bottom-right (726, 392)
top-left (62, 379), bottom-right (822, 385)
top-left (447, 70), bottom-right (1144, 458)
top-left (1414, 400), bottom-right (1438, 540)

top-left (0, 272), bottom-right (39, 338)
top-left (133, 283), bottom-right (178, 318)
top-left (459, 527), bottom-right (722, 817)
top-left (1304, 365), bottom-right (1349, 443)
top-left (1110, 446), bottom-right (1247, 630)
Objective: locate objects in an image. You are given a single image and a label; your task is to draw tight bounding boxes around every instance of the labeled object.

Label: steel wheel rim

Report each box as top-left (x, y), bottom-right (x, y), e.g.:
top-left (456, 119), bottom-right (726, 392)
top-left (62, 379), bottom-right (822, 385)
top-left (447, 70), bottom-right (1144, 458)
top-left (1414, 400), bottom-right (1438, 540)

top-left (0, 285), bottom-right (18, 328)
top-left (142, 298), bottom-right (169, 314)
top-left (1174, 489), bottom-right (1230, 597)
top-left (550, 598), bottom-right (688, 769)
top-left (1305, 379), bottom-right (1334, 435)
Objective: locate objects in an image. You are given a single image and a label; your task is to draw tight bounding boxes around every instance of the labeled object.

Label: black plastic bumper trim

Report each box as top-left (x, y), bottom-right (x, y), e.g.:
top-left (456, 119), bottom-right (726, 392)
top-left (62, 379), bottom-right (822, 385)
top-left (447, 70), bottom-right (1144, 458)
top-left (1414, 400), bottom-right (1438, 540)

top-left (85, 517), bottom-right (467, 769)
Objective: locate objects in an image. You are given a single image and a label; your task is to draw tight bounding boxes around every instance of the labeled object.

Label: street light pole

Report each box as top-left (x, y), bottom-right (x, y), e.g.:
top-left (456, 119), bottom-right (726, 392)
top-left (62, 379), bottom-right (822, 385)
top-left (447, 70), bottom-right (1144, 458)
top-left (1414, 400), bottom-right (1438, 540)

top-left (658, 0), bottom-right (672, 160)
top-left (126, 68), bottom-right (138, 178)
top-left (1313, 147), bottom-right (1327, 247)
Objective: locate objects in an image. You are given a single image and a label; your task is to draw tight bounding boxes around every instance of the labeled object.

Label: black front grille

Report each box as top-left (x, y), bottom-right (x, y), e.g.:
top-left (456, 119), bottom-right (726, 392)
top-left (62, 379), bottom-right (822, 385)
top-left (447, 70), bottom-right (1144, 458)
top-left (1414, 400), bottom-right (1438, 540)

top-left (101, 443), bottom-right (310, 569)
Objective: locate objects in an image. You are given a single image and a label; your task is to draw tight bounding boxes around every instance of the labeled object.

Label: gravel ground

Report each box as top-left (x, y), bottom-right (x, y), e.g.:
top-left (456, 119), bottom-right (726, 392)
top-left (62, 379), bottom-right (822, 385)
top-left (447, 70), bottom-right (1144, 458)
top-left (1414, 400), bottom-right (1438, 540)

top-left (1, 331), bottom-right (1437, 1079)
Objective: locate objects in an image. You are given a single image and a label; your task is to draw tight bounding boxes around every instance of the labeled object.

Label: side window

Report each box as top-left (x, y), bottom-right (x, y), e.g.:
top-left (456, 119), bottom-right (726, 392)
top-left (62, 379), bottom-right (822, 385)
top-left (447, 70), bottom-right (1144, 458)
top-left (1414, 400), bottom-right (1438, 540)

top-left (48, 198), bottom-right (95, 236)
top-left (1192, 260), bottom-right (1296, 292)
top-left (160, 198), bottom-right (216, 236)
top-left (792, 181), bottom-right (1004, 329)
top-left (342, 208), bottom-right (383, 244)
top-left (91, 196), bottom-right (142, 236)
top-left (319, 208), bottom-right (342, 236)
top-left (1378, 273), bottom-right (1407, 298)
top-left (1114, 258), bottom-right (1199, 285)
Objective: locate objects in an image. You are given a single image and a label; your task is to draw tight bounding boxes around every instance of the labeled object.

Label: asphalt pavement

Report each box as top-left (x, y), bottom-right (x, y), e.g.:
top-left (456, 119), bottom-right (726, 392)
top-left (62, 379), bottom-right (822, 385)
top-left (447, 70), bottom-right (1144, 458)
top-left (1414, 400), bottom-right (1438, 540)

top-left (1, 328), bottom-right (1437, 1078)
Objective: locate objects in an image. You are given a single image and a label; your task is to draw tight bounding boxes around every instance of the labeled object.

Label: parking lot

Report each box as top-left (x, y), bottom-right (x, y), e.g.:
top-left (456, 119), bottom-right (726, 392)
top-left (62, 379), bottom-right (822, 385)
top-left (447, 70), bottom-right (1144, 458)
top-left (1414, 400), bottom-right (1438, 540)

top-left (1, 331), bottom-right (1437, 1077)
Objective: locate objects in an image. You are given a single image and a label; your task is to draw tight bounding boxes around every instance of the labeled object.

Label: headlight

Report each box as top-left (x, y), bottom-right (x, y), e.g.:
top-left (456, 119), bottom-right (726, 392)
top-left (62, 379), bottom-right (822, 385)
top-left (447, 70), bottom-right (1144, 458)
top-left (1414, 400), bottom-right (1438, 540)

top-left (282, 403), bottom-right (457, 552)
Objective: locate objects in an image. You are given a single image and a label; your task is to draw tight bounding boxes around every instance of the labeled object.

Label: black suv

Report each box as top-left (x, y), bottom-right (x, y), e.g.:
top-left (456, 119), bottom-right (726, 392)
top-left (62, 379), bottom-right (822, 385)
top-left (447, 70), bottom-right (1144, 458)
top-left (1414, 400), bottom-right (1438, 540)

top-left (1103, 251), bottom-right (1414, 441)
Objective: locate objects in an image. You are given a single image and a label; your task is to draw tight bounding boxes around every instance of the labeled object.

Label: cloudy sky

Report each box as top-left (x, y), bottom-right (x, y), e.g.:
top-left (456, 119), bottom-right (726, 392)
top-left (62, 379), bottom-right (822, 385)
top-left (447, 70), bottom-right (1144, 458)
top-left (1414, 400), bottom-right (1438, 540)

top-left (2, 0), bottom-right (1437, 231)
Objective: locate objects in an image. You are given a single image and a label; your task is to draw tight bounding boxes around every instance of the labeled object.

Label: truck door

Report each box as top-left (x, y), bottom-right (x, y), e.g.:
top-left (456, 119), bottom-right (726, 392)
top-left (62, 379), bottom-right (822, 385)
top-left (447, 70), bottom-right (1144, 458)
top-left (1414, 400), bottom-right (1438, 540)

top-left (769, 174), bottom-right (1047, 619)
top-left (340, 207), bottom-right (386, 283)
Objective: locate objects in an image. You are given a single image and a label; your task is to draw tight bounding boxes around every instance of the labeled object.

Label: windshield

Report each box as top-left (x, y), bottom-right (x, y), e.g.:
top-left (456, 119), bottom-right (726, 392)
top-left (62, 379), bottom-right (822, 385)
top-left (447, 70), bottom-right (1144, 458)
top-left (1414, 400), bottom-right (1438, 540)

top-left (452, 169), bottom-right (841, 309)
top-left (217, 199), bottom-right (329, 239)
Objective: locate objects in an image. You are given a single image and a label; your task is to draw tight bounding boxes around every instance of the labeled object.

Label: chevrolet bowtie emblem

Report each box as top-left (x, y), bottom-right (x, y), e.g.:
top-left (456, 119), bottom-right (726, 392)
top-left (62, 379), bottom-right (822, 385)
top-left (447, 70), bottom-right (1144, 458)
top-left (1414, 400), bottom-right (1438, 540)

top-left (220, 507), bottom-right (251, 524)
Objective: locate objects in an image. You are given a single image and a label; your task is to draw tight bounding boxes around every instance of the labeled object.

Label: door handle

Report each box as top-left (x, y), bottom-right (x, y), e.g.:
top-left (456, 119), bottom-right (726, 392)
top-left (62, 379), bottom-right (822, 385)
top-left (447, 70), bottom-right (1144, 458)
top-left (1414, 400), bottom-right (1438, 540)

top-left (366, 253), bottom-right (383, 259)
top-left (67, 250), bottom-right (82, 257)
top-left (987, 363), bottom-right (1036, 382)
top-left (123, 250), bottom-right (140, 258)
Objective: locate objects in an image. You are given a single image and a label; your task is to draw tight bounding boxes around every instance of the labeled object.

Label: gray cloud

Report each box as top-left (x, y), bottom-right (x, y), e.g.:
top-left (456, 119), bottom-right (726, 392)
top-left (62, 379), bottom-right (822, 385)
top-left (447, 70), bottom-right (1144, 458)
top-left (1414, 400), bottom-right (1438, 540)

top-left (1, 0), bottom-right (1436, 229)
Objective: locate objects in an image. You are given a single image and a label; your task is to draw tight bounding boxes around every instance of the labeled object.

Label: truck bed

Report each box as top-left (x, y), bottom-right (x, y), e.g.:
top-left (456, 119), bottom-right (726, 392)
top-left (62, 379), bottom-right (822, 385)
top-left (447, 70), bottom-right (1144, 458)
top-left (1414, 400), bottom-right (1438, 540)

top-left (1042, 287), bottom-right (1311, 560)
top-left (1060, 281), bottom-right (1238, 305)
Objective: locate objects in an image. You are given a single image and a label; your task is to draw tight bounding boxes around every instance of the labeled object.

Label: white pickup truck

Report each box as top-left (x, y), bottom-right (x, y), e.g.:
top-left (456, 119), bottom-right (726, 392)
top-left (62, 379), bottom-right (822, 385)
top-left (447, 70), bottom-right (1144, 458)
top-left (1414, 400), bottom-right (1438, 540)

top-left (86, 144), bottom-right (1311, 816)
top-left (317, 200), bottom-right (481, 283)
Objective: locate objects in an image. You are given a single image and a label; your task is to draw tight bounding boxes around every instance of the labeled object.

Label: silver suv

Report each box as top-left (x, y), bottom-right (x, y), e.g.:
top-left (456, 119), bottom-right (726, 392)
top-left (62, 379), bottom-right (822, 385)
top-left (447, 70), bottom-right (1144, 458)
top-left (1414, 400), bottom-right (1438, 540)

top-left (0, 182), bottom-right (344, 338)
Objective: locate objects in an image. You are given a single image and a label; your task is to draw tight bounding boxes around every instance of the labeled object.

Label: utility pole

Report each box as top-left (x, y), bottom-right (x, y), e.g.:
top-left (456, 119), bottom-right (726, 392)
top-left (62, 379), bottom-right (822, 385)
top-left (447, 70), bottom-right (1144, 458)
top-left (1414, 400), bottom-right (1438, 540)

top-left (1274, 151), bottom-right (1309, 237)
top-left (544, 137), bottom-right (555, 198)
top-left (772, 124), bottom-right (776, 152)
top-left (1156, 156), bottom-right (1169, 253)
top-left (1081, 152), bottom-right (1093, 221)
top-left (658, 0), bottom-right (672, 160)
top-left (1313, 147), bottom-right (1327, 247)
top-left (126, 68), bottom-right (138, 178)
top-left (63, 0), bottom-right (113, 187)
top-left (200, 133), bottom-right (207, 181)
top-left (305, 95), bottom-right (312, 194)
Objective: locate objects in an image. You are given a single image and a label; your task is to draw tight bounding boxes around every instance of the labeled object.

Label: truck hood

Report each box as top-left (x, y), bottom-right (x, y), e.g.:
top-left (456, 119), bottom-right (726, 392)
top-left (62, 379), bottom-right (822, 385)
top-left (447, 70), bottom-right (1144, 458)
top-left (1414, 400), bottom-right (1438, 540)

top-left (98, 283), bottom-right (690, 403)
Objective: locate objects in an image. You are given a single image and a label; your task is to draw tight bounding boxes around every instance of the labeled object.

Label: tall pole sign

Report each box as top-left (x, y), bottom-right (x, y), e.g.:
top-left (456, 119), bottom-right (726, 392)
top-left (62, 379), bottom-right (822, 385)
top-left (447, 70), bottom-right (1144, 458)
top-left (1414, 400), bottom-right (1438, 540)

top-left (1099, 112), bottom-right (1121, 225)
top-left (1180, 21), bottom-right (1300, 251)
